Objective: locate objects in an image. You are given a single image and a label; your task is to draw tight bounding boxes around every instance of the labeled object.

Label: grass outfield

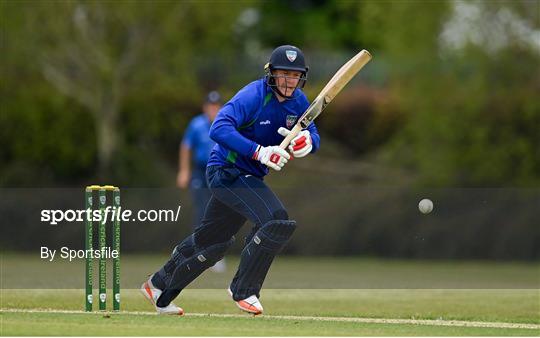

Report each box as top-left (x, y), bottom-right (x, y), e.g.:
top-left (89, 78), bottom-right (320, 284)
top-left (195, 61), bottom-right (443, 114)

top-left (2, 289), bottom-right (539, 336)
top-left (2, 311), bottom-right (538, 336)
top-left (2, 255), bottom-right (539, 335)
top-left (3, 254), bottom-right (539, 289)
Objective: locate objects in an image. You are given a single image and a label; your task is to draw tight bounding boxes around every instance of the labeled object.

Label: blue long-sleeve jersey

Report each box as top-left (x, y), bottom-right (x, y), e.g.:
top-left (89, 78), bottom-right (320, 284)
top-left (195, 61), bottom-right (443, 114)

top-left (208, 78), bottom-right (320, 177)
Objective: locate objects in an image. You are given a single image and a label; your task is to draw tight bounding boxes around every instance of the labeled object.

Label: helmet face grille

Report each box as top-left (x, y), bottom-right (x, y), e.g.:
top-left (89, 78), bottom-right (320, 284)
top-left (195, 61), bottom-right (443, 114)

top-left (265, 69), bottom-right (307, 99)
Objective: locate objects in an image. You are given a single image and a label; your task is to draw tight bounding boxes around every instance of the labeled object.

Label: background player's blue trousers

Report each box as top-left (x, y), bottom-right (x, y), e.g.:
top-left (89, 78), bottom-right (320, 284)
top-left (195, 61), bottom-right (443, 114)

top-left (189, 165), bottom-right (211, 229)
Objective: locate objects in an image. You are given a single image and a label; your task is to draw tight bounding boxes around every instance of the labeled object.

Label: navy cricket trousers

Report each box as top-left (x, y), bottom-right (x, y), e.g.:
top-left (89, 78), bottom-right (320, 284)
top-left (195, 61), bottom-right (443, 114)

top-left (193, 165), bottom-right (289, 248)
top-left (153, 164), bottom-right (291, 306)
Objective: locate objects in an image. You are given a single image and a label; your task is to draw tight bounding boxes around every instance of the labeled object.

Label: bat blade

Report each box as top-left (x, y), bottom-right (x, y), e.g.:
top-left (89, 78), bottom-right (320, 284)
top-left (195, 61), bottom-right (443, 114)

top-left (299, 49), bottom-right (372, 128)
top-left (280, 49), bottom-right (372, 149)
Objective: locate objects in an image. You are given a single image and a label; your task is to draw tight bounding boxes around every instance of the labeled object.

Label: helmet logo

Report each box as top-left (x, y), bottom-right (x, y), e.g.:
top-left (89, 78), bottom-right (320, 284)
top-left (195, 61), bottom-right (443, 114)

top-left (286, 50), bottom-right (297, 62)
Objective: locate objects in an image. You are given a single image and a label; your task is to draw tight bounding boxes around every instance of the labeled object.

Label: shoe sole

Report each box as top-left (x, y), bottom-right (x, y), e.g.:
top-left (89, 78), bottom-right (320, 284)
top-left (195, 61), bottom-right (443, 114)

top-left (140, 281), bottom-right (156, 306)
top-left (228, 288), bottom-right (262, 315)
top-left (161, 308), bottom-right (185, 316)
top-left (141, 281), bottom-right (184, 316)
top-left (236, 300), bottom-right (262, 315)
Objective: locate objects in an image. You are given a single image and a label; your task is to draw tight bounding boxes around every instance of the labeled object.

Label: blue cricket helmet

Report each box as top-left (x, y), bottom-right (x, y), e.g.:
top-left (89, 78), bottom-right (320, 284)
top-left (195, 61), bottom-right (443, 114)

top-left (264, 45), bottom-right (308, 98)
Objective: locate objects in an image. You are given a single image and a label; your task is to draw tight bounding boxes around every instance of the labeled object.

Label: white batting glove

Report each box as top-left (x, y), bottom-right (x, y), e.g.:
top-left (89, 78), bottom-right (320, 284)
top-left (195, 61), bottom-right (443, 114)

top-left (277, 127), bottom-right (313, 158)
top-left (252, 145), bottom-right (290, 171)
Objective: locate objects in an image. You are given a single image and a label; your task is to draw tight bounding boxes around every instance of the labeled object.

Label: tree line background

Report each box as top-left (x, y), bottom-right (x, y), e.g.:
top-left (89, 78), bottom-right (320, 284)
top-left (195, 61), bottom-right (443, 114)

top-left (1, 0), bottom-right (539, 259)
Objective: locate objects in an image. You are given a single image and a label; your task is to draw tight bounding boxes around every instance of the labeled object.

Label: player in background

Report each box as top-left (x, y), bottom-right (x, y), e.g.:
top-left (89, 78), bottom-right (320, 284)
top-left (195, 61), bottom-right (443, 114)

top-left (176, 91), bottom-right (226, 272)
top-left (142, 45), bottom-right (320, 315)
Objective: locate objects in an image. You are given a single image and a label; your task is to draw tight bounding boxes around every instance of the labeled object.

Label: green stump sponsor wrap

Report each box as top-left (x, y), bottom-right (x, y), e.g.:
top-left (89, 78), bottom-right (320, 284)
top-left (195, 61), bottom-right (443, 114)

top-left (84, 185), bottom-right (121, 312)
top-left (98, 188), bottom-right (107, 311)
top-left (84, 186), bottom-right (95, 312)
top-left (112, 187), bottom-right (121, 311)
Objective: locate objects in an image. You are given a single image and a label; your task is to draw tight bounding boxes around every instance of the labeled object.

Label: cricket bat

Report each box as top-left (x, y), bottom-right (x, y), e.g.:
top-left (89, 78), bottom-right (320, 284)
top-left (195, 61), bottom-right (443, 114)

top-left (279, 49), bottom-right (372, 149)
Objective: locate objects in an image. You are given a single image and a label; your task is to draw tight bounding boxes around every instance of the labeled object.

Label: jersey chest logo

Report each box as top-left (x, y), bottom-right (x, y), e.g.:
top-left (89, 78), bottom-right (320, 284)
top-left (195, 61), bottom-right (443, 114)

top-left (286, 115), bottom-right (297, 128)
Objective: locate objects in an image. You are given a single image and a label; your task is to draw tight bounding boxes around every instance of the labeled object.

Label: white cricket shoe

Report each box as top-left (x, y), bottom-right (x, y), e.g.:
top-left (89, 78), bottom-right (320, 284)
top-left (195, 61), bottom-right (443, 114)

top-left (140, 275), bottom-right (184, 315)
top-left (228, 288), bottom-right (263, 315)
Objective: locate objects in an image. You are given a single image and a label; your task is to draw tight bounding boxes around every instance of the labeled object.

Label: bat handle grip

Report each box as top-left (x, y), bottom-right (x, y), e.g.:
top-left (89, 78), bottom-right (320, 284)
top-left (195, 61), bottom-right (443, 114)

top-left (279, 124), bottom-right (303, 150)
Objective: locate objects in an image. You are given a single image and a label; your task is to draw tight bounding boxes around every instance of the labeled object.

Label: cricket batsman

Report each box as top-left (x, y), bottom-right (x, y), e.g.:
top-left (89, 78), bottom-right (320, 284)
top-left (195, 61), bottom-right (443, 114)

top-left (141, 45), bottom-right (320, 315)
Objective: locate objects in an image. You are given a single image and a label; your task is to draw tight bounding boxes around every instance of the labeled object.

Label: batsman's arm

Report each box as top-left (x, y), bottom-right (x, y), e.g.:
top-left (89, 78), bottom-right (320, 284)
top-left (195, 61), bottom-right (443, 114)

top-left (209, 102), bottom-right (258, 157)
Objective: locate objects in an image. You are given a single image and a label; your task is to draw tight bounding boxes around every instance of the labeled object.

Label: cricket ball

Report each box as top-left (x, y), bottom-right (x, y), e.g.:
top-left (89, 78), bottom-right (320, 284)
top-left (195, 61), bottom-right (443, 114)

top-left (418, 198), bottom-right (433, 214)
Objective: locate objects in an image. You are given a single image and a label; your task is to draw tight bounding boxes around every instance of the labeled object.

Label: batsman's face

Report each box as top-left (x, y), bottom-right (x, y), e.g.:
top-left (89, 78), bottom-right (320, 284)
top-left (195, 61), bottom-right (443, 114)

top-left (274, 70), bottom-right (301, 97)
